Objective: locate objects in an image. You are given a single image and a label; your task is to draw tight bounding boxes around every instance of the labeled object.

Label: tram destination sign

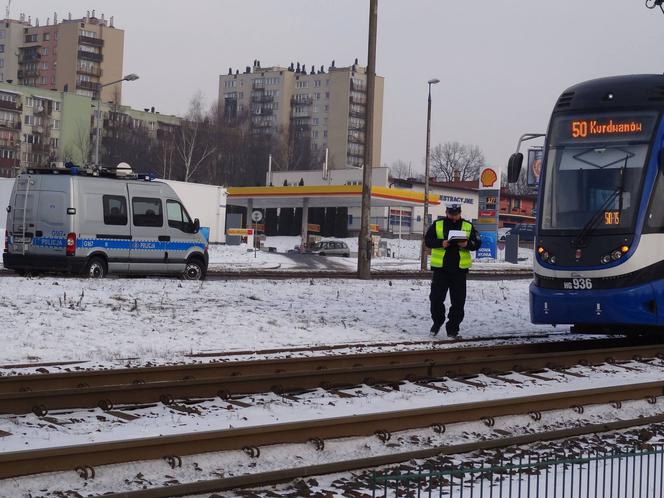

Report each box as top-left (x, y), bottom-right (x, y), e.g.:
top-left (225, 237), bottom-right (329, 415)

top-left (551, 113), bottom-right (657, 144)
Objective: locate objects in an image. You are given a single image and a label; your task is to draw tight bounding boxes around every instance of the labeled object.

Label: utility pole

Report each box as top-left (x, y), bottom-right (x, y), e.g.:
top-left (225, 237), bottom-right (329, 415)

top-left (420, 78), bottom-right (439, 270)
top-left (358, 0), bottom-right (378, 279)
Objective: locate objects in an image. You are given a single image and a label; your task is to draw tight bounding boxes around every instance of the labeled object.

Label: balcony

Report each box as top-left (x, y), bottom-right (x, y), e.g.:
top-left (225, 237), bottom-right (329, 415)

top-left (19, 52), bottom-right (41, 63)
top-left (78, 51), bottom-right (103, 63)
top-left (349, 109), bottom-right (365, 119)
top-left (291, 96), bottom-right (313, 106)
top-left (76, 80), bottom-right (101, 92)
top-left (0, 120), bottom-right (21, 130)
top-left (252, 80), bottom-right (265, 90)
top-left (17, 69), bottom-right (40, 80)
top-left (78, 35), bottom-right (104, 47)
top-left (251, 94), bottom-right (274, 104)
top-left (0, 100), bottom-right (22, 113)
top-left (350, 80), bottom-right (367, 92)
top-left (348, 132), bottom-right (365, 144)
top-left (251, 120), bottom-right (272, 129)
top-left (349, 95), bottom-right (367, 105)
top-left (252, 107), bottom-right (273, 116)
top-left (77, 65), bottom-right (102, 77)
top-left (347, 150), bottom-right (365, 159)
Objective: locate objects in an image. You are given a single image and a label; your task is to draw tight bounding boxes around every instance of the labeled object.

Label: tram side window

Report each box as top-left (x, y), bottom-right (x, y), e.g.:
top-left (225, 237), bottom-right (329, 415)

top-left (646, 173), bottom-right (664, 231)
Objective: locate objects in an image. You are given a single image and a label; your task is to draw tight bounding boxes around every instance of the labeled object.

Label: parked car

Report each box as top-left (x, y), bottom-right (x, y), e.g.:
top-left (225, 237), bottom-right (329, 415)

top-left (507, 223), bottom-right (536, 242)
top-left (3, 164), bottom-right (208, 279)
top-left (308, 240), bottom-right (351, 257)
top-left (498, 227), bottom-right (511, 242)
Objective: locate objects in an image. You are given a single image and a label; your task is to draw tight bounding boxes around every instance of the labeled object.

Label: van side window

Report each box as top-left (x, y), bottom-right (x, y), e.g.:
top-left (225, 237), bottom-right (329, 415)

top-left (166, 200), bottom-right (193, 232)
top-left (132, 197), bottom-right (163, 227)
top-left (102, 195), bottom-right (127, 225)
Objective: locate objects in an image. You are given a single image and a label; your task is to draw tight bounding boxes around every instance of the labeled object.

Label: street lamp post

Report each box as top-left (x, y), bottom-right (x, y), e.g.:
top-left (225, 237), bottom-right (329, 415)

top-left (94, 73), bottom-right (139, 168)
top-left (420, 78), bottom-right (440, 271)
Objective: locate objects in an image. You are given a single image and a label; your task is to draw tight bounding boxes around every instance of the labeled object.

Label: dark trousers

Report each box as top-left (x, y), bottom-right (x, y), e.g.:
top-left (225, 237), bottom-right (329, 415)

top-left (429, 269), bottom-right (467, 333)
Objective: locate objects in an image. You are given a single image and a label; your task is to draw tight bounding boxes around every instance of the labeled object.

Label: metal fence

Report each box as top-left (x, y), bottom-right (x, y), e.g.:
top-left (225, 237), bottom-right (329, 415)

top-left (371, 445), bottom-right (664, 497)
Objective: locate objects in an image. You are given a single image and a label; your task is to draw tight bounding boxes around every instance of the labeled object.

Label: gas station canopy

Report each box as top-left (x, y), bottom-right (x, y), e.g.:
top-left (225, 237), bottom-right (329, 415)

top-left (226, 185), bottom-right (440, 208)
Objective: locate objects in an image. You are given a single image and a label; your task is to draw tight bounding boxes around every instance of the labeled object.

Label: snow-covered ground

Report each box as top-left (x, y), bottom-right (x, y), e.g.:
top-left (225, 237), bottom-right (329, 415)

top-left (0, 276), bottom-right (547, 367)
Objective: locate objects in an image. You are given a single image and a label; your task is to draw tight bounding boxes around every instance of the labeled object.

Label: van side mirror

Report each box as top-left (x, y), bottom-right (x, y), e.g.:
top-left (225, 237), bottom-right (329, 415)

top-left (507, 153), bottom-right (523, 183)
top-left (193, 218), bottom-right (200, 233)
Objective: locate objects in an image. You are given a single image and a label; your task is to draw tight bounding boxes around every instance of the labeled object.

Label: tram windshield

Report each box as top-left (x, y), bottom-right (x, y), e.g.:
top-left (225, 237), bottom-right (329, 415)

top-left (541, 113), bottom-right (658, 233)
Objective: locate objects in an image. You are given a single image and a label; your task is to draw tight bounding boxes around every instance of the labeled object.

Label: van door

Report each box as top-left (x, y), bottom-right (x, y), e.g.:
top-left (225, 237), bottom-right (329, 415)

top-left (164, 199), bottom-right (196, 274)
top-left (10, 176), bottom-right (41, 253)
top-left (83, 188), bottom-right (131, 273)
top-left (127, 184), bottom-right (167, 274)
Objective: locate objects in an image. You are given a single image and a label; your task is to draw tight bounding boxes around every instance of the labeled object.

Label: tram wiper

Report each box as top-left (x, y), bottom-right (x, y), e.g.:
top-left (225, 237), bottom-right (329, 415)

top-left (571, 156), bottom-right (628, 248)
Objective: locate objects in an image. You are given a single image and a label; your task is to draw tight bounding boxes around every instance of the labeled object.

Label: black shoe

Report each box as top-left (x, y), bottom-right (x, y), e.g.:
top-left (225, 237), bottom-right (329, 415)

top-left (446, 328), bottom-right (459, 338)
top-left (430, 322), bottom-right (443, 336)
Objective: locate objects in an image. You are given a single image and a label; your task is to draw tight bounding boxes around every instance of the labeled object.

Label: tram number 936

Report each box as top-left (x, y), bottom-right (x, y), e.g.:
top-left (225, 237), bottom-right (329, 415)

top-left (563, 278), bottom-right (593, 290)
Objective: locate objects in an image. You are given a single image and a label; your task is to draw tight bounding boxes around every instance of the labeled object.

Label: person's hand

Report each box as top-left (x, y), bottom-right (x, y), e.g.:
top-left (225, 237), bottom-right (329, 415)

top-left (442, 240), bottom-right (450, 248)
top-left (457, 240), bottom-right (468, 248)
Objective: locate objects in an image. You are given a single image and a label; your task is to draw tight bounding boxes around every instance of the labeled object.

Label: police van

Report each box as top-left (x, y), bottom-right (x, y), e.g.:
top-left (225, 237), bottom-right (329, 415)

top-left (3, 163), bottom-right (209, 279)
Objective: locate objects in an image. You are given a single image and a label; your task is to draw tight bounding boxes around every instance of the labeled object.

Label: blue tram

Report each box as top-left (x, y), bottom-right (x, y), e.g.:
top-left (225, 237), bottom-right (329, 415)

top-left (510, 75), bottom-right (664, 332)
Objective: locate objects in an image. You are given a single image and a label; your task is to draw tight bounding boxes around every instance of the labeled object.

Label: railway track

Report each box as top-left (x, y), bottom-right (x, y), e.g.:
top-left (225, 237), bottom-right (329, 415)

top-left (3, 379), bottom-right (664, 483)
top-left (0, 335), bottom-right (662, 416)
top-left (204, 268), bottom-right (533, 280)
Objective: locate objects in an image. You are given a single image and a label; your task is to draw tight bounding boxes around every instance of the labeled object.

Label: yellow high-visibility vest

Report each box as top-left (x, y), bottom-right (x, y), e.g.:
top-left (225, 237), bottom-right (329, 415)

top-left (430, 219), bottom-right (473, 269)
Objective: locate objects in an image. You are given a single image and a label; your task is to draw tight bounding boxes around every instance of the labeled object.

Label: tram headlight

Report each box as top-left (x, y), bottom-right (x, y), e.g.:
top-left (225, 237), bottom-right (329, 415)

top-left (611, 249), bottom-right (623, 261)
top-left (541, 251), bottom-right (550, 262)
top-left (601, 254), bottom-right (612, 264)
top-left (549, 256), bottom-right (556, 264)
top-left (621, 245), bottom-right (629, 253)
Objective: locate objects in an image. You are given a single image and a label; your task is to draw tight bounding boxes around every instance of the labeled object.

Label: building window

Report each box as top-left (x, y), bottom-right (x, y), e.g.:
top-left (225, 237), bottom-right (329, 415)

top-left (43, 33), bottom-right (50, 41)
top-left (25, 34), bottom-right (37, 43)
top-left (314, 80), bottom-right (321, 87)
top-left (42, 47), bottom-right (48, 55)
top-left (49, 137), bottom-right (59, 148)
top-left (80, 30), bottom-right (96, 38)
top-left (25, 97), bottom-right (34, 108)
top-left (313, 118), bottom-right (319, 126)
top-left (51, 119), bottom-right (60, 130)
top-left (0, 59), bottom-right (4, 69)
top-left (42, 62), bottom-right (48, 70)
top-left (323, 130), bottom-right (328, 138)
top-left (324, 105), bottom-right (329, 112)
top-left (312, 130), bottom-right (319, 139)
top-left (55, 101), bottom-right (60, 111)
top-left (0, 45), bottom-right (4, 53)
top-left (0, 31), bottom-right (5, 40)
top-left (325, 92), bottom-right (330, 99)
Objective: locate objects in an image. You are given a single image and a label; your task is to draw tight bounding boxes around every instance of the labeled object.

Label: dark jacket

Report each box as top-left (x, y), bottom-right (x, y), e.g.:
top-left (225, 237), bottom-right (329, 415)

top-left (425, 217), bottom-right (481, 271)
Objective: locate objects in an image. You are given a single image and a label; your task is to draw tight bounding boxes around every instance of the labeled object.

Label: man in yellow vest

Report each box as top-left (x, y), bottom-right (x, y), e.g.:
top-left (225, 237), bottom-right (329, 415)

top-left (425, 203), bottom-right (481, 337)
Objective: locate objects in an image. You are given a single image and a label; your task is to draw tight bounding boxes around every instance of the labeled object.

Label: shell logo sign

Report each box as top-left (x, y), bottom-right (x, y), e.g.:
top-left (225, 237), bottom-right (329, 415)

top-left (480, 168), bottom-right (498, 188)
top-left (479, 166), bottom-right (500, 190)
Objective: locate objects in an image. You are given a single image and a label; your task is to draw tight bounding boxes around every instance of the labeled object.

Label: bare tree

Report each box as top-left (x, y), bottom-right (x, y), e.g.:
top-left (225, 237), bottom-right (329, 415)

top-left (389, 159), bottom-right (412, 179)
top-left (176, 92), bottom-right (216, 182)
top-left (430, 141), bottom-right (484, 182)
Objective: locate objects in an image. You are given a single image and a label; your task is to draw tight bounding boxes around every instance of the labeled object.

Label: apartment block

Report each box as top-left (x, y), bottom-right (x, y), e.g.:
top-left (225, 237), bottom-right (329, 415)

top-left (0, 82), bottom-right (91, 177)
top-left (0, 81), bottom-right (181, 178)
top-left (0, 11), bottom-right (124, 104)
top-left (219, 60), bottom-right (383, 170)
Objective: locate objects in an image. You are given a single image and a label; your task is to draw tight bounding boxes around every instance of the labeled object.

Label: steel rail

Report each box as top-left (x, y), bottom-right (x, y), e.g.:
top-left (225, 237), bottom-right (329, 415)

top-left (0, 339), bottom-right (663, 415)
top-left (1, 380), bottom-right (664, 480)
top-left (204, 268), bottom-right (533, 281)
top-left (0, 268), bottom-right (533, 280)
top-left (102, 413), bottom-right (664, 498)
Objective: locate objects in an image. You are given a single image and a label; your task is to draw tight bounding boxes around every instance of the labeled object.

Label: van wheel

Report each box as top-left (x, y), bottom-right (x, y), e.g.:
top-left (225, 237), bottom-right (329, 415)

top-left (183, 260), bottom-right (205, 281)
top-left (85, 257), bottom-right (107, 279)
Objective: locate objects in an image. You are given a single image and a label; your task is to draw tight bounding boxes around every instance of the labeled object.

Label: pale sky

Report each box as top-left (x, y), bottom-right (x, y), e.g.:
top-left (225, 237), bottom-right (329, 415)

top-left (11, 1), bottom-right (664, 174)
